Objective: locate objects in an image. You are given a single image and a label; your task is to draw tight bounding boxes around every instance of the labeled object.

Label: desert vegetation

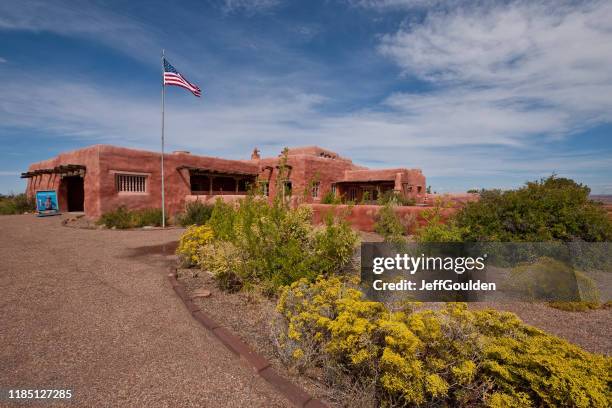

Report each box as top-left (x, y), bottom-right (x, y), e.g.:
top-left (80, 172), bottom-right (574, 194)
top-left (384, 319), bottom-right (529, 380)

top-left (0, 193), bottom-right (35, 215)
top-left (176, 175), bottom-right (611, 407)
top-left (276, 277), bottom-right (610, 408)
top-left (418, 176), bottom-right (612, 243)
top-left (97, 206), bottom-right (166, 229)
top-left (177, 196), bottom-right (357, 295)
top-left (177, 200), bottom-right (214, 226)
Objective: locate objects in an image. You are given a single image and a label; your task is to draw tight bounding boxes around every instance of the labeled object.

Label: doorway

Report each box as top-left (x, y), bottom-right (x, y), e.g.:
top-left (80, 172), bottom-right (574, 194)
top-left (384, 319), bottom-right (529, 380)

top-left (64, 176), bottom-right (84, 212)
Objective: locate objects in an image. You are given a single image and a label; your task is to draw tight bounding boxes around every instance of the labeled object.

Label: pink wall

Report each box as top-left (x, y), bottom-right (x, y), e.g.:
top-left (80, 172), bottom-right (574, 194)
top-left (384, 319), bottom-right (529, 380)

top-left (308, 204), bottom-right (457, 233)
top-left (26, 144), bottom-right (432, 220)
top-left (25, 146), bottom-right (101, 215)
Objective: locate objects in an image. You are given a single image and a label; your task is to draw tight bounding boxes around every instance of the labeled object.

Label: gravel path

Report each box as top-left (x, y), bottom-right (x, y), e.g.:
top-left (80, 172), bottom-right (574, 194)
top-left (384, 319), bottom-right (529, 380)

top-left (0, 215), bottom-right (289, 407)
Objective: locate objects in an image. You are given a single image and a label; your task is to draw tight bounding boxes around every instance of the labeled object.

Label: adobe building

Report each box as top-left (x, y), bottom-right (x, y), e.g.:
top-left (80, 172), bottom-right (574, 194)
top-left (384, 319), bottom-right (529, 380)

top-left (22, 145), bottom-right (426, 218)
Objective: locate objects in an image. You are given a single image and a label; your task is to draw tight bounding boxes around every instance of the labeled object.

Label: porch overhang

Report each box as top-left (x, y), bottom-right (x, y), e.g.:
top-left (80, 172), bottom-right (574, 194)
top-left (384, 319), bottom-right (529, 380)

top-left (21, 164), bottom-right (86, 178)
top-left (176, 165), bottom-right (258, 177)
top-left (334, 178), bottom-right (395, 184)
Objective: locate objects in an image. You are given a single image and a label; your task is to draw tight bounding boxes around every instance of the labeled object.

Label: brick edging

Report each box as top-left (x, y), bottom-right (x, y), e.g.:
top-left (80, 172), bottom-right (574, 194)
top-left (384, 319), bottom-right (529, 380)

top-left (167, 267), bottom-right (328, 408)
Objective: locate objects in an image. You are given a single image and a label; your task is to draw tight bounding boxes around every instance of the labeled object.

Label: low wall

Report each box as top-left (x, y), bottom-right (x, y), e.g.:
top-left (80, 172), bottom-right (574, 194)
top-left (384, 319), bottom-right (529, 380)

top-left (425, 193), bottom-right (479, 207)
top-left (184, 194), bottom-right (247, 206)
top-left (308, 204), bottom-right (458, 233)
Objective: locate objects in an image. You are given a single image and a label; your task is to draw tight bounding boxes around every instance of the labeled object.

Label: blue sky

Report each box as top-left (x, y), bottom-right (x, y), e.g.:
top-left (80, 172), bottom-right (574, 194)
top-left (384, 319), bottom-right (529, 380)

top-left (1, 0), bottom-right (611, 194)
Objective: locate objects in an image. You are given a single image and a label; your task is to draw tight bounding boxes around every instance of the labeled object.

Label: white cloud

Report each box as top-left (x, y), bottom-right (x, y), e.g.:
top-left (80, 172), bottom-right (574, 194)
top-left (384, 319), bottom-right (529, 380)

top-left (0, 57), bottom-right (6, 63)
top-left (349, 0), bottom-right (464, 10)
top-left (0, 74), bottom-right (607, 191)
top-left (222, 0), bottom-right (282, 14)
top-left (378, 0), bottom-right (612, 136)
top-left (0, 171), bottom-right (19, 176)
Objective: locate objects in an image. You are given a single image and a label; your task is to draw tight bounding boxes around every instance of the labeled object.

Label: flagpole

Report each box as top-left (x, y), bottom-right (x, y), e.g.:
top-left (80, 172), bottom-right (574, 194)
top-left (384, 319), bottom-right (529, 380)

top-left (160, 49), bottom-right (166, 228)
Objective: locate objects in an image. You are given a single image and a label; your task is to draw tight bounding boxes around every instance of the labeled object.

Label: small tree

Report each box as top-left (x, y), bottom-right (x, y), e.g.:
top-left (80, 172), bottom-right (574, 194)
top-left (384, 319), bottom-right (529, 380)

top-left (374, 203), bottom-right (406, 243)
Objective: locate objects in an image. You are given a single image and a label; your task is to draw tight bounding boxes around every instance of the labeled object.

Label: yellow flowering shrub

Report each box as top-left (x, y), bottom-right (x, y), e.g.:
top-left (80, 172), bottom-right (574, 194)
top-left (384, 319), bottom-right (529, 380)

top-left (276, 277), bottom-right (611, 407)
top-left (176, 225), bottom-right (214, 266)
top-left (198, 241), bottom-right (245, 291)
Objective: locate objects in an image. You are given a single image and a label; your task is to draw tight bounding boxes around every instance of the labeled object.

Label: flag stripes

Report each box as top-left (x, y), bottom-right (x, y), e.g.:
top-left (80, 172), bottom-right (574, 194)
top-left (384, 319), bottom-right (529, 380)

top-left (163, 58), bottom-right (201, 97)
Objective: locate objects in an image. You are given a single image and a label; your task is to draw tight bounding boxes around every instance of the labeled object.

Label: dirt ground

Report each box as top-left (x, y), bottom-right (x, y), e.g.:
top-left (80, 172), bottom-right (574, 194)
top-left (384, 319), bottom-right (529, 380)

top-left (0, 214), bottom-right (290, 407)
top-left (178, 270), bottom-right (335, 404)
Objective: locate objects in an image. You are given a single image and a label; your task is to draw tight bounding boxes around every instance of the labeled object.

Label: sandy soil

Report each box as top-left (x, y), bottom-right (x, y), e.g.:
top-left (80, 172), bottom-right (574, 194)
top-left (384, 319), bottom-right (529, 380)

top-left (0, 214), bottom-right (290, 407)
top-left (178, 270), bottom-right (332, 404)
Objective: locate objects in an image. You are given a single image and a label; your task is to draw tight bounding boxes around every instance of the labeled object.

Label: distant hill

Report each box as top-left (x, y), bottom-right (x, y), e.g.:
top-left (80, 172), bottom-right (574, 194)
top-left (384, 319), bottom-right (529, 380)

top-left (590, 195), bottom-right (612, 204)
top-left (590, 195), bottom-right (612, 220)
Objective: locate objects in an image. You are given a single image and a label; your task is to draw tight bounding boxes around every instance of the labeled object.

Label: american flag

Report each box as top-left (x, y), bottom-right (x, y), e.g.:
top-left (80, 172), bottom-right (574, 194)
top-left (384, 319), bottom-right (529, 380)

top-left (163, 58), bottom-right (201, 97)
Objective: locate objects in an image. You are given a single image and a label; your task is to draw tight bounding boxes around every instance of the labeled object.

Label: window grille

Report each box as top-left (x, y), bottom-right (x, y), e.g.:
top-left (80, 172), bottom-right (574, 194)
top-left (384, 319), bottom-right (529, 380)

top-left (311, 182), bottom-right (320, 198)
top-left (116, 174), bottom-right (147, 193)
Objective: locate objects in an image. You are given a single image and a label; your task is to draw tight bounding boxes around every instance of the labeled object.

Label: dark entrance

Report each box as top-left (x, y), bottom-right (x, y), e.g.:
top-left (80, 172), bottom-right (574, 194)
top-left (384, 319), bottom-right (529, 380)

top-left (64, 176), bottom-right (84, 212)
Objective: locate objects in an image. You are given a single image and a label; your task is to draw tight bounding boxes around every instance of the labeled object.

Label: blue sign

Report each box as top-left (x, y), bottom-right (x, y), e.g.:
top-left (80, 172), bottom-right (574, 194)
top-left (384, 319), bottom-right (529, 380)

top-left (35, 190), bottom-right (60, 216)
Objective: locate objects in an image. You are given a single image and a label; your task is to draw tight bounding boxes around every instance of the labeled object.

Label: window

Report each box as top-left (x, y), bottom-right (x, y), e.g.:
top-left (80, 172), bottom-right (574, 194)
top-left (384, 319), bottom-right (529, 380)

top-left (238, 179), bottom-right (251, 193)
top-left (116, 174), bottom-right (147, 193)
top-left (311, 181), bottom-right (320, 198)
top-left (417, 186), bottom-right (423, 193)
top-left (259, 181), bottom-right (269, 196)
top-left (331, 184), bottom-right (336, 195)
top-left (283, 181), bottom-right (292, 196)
top-left (348, 187), bottom-right (357, 201)
top-left (212, 176), bottom-right (236, 192)
top-left (190, 175), bottom-right (209, 193)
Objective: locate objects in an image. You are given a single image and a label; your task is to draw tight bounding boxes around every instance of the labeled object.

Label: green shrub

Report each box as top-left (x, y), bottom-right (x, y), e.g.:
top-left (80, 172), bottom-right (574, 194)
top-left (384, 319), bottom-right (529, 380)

top-left (547, 301), bottom-right (601, 312)
top-left (178, 201), bottom-right (213, 226)
top-left (417, 176), bottom-right (612, 243)
top-left (0, 193), bottom-right (35, 215)
top-left (377, 190), bottom-right (416, 206)
top-left (207, 198), bottom-right (236, 241)
top-left (97, 206), bottom-right (166, 229)
top-left (197, 196), bottom-right (358, 295)
top-left (136, 208), bottom-right (165, 227)
top-left (321, 191), bottom-right (340, 204)
top-left (417, 201), bottom-right (465, 242)
top-left (374, 203), bottom-right (406, 243)
top-left (276, 277), bottom-right (611, 407)
top-left (507, 257), bottom-right (600, 303)
top-left (312, 214), bottom-right (358, 274)
top-left (457, 176), bottom-right (612, 242)
top-left (360, 190), bottom-right (371, 204)
top-left (97, 206), bottom-right (133, 228)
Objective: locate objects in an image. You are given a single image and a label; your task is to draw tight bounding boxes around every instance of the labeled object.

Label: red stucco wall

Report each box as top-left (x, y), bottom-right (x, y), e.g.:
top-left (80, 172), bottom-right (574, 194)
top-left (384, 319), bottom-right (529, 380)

top-left (308, 204), bottom-right (458, 233)
top-left (26, 144), bottom-right (429, 221)
top-left (25, 146), bottom-right (102, 215)
top-left (95, 146), bottom-right (258, 218)
top-left (256, 152), bottom-right (360, 205)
